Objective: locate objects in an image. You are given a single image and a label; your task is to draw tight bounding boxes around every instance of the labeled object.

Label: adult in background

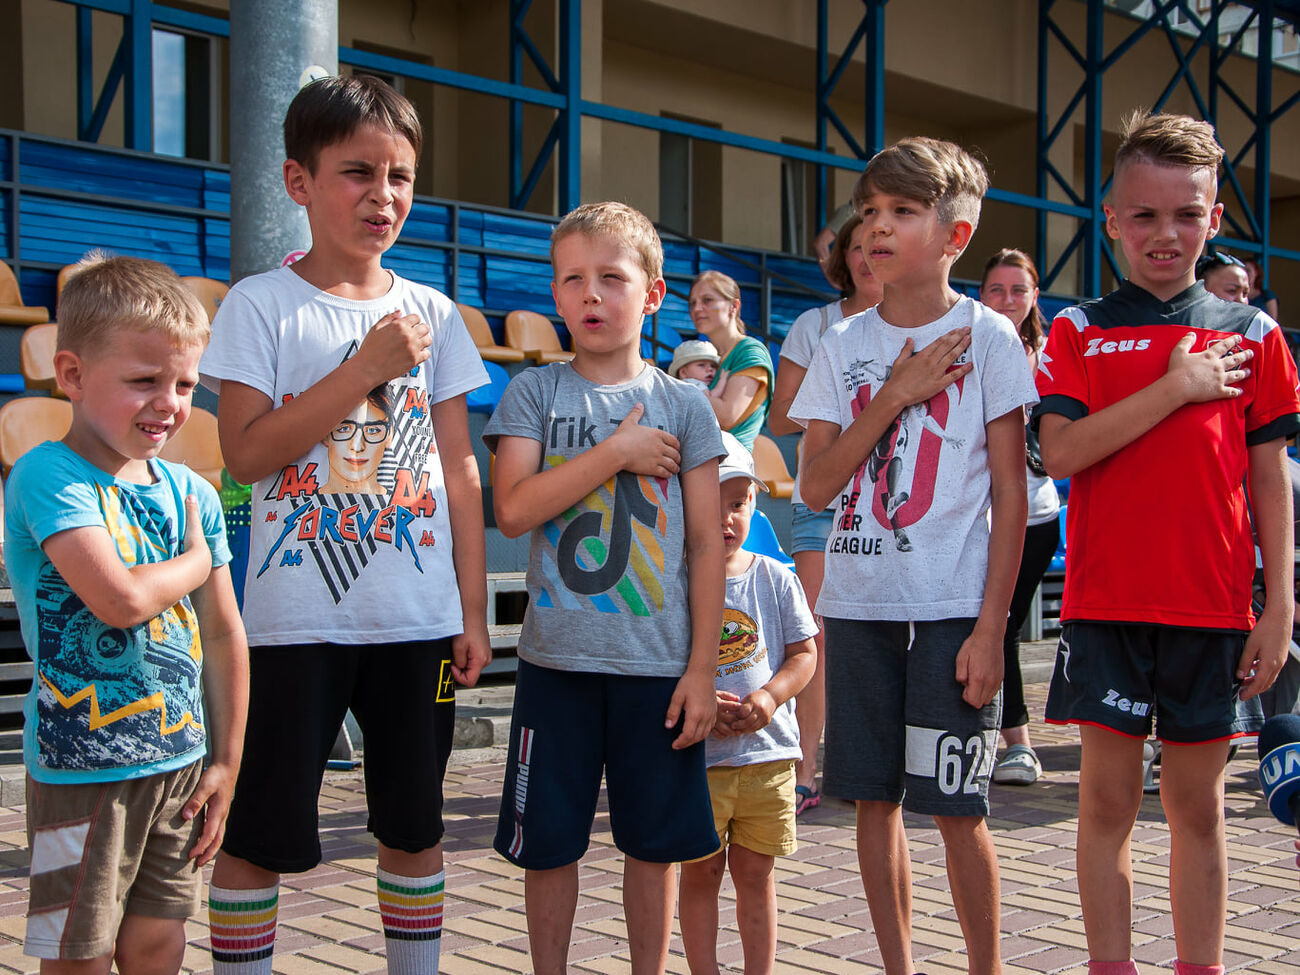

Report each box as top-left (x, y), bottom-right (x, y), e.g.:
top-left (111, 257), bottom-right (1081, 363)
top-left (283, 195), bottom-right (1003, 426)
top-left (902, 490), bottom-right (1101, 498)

top-left (769, 215), bottom-right (883, 812)
top-left (688, 270), bottom-right (774, 450)
top-left (1196, 252), bottom-right (1250, 305)
top-left (979, 247), bottom-right (1061, 785)
top-left (1244, 257), bottom-right (1280, 319)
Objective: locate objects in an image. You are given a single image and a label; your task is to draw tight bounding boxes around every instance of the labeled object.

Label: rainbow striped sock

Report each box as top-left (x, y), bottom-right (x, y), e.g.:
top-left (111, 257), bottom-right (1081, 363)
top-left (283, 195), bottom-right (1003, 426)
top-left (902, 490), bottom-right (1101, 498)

top-left (208, 882), bottom-right (278, 975)
top-left (377, 867), bottom-right (444, 975)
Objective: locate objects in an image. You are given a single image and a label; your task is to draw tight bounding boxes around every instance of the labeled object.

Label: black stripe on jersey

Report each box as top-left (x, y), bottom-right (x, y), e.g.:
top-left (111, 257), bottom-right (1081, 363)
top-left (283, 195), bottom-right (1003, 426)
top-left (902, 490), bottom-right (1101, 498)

top-left (1247, 414), bottom-right (1300, 446)
top-left (1065, 281), bottom-right (1259, 335)
top-left (1033, 394), bottom-right (1087, 425)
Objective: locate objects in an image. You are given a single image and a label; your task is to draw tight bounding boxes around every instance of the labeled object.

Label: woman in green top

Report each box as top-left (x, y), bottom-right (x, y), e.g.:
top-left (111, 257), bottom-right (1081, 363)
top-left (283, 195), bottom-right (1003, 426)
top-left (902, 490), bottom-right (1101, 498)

top-left (687, 270), bottom-right (774, 450)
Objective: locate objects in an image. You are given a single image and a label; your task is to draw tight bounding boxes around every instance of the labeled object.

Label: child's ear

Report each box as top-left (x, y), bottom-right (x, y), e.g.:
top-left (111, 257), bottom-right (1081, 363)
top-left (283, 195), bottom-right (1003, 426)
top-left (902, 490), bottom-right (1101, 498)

top-left (1206, 201), bottom-right (1225, 240)
top-left (945, 220), bottom-right (974, 256)
top-left (283, 159), bottom-right (311, 206)
top-left (1103, 204), bottom-right (1120, 240)
top-left (52, 349), bottom-right (85, 401)
top-left (643, 278), bottom-right (667, 315)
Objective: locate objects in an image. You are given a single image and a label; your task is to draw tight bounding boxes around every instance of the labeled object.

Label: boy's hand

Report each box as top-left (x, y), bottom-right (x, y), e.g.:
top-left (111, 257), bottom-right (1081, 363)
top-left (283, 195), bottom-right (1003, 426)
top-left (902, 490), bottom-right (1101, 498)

top-left (357, 310), bottom-right (432, 385)
top-left (1166, 332), bottom-right (1252, 404)
top-left (1237, 603), bottom-right (1290, 700)
top-left (451, 622), bottom-right (492, 687)
top-left (712, 690), bottom-right (742, 738)
top-left (725, 688), bottom-right (778, 735)
top-left (612, 404), bottom-right (682, 478)
top-left (182, 761), bottom-right (237, 867)
top-left (879, 328), bottom-right (973, 411)
top-left (954, 625), bottom-right (1004, 710)
top-left (666, 668), bottom-right (717, 749)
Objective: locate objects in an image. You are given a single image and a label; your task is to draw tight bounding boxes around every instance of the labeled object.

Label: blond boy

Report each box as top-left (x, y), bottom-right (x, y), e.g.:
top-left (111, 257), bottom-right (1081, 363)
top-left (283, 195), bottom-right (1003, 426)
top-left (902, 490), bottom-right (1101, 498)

top-left (485, 202), bottom-right (725, 975)
top-left (5, 254), bottom-right (248, 973)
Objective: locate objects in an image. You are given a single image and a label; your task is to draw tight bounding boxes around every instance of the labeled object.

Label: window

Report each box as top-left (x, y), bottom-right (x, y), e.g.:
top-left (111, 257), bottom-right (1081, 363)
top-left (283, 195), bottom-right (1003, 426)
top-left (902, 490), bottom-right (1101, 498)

top-left (151, 28), bottom-right (218, 160)
top-left (659, 113), bottom-right (722, 241)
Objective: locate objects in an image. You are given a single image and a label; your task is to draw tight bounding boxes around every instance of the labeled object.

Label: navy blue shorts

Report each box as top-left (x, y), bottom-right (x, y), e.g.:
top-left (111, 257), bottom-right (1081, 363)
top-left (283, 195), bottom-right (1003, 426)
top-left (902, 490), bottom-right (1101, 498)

top-left (494, 660), bottom-right (718, 869)
top-left (1045, 621), bottom-right (1263, 743)
top-left (223, 639), bottom-right (455, 873)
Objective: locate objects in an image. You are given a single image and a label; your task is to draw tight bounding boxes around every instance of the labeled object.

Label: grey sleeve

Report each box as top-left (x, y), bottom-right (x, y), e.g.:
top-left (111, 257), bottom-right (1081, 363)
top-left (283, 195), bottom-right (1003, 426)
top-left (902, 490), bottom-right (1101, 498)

top-left (676, 384), bottom-right (726, 473)
top-left (482, 368), bottom-right (549, 453)
top-left (776, 564), bottom-right (819, 645)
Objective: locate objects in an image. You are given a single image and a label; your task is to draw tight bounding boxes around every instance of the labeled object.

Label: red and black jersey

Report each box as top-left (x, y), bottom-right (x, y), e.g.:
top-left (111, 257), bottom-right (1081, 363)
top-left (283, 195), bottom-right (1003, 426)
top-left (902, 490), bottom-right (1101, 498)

top-left (1036, 281), bottom-right (1300, 630)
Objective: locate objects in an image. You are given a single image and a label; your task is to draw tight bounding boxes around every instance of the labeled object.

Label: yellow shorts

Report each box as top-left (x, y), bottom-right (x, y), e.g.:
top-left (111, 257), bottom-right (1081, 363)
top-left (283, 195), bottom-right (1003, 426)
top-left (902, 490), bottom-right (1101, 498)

top-left (698, 759), bottom-right (797, 859)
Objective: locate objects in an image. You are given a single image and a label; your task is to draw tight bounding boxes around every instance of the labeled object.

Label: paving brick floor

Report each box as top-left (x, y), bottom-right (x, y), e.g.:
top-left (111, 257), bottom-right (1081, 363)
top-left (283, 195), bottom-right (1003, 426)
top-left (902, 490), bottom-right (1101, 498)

top-left (1, 681), bottom-right (1298, 974)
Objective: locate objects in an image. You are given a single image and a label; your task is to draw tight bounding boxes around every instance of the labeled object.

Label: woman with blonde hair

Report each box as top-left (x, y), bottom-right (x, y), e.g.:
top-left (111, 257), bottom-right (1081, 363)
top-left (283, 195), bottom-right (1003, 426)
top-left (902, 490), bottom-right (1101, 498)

top-left (688, 270), bottom-right (774, 450)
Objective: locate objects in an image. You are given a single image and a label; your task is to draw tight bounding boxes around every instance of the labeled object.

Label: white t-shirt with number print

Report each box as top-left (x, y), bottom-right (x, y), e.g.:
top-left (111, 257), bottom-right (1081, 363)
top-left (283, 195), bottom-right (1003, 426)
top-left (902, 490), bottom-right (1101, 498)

top-left (200, 265), bottom-right (488, 646)
top-left (788, 297), bottom-right (1038, 622)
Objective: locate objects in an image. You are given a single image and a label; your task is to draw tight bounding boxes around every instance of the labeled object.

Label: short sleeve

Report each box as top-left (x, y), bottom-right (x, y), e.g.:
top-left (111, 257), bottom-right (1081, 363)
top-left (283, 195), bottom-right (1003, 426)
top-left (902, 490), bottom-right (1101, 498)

top-left (6, 450), bottom-right (103, 547)
top-left (787, 340), bottom-right (842, 429)
top-left (775, 564), bottom-right (818, 645)
top-left (482, 367), bottom-right (550, 453)
top-left (182, 468), bottom-right (232, 569)
top-left (425, 299), bottom-right (489, 405)
top-left (1245, 313), bottom-right (1300, 444)
top-left (780, 307), bottom-right (825, 368)
top-left (200, 282), bottom-right (280, 398)
top-left (977, 310), bottom-right (1039, 423)
top-left (1034, 308), bottom-right (1091, 424)
top-left (676, 384), bottom-right (726, 474)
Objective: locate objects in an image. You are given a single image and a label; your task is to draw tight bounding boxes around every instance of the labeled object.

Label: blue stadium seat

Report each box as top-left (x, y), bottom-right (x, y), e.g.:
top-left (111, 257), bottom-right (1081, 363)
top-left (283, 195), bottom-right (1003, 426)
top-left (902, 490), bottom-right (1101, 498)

top-left (1049, 503), bottom-right (1067, 572)
top-left (467, 360), bottom-right (511, 416)
top-left (742, 508), bottom-right (794, 569)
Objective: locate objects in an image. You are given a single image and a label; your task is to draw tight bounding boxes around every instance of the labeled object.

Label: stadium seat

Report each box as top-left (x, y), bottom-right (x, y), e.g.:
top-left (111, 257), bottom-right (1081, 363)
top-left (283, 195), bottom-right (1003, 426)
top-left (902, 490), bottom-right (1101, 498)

top-left (20, 322), bottom-right (61, 396)
top-left (752, 434), bottom-right (794, 498)
top-left (159, 407), bottom-right (224, 490)
top-left (0, 397), bottom-right (73, 477)
top-left (1049, 503), bottom-right (1067, 572)
top-left (0, 262), bottom-right (50, 326)
top-left (505, 310), bottom-right (574, 364)
top-left (180, 277), bottom-right (229, 324)
top-left (458, 304), bottom-right (526, 364)
top-left (467, 360), bottom-right (512, 415)
top-left (741, 508), bottom-right (794, 569)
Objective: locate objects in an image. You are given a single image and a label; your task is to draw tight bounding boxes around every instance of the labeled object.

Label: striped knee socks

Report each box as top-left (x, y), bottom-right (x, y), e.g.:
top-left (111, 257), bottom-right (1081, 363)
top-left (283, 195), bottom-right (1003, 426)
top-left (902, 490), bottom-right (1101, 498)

top-left (208, 882), bottom-right (278, 975)
top-left (376, 867), bottom-right (444, 975)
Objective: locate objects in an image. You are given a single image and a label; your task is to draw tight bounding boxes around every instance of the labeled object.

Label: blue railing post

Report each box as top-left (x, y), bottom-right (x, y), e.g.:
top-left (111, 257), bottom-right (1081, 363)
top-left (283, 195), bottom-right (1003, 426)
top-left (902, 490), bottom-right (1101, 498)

top-left (558, 0), bottom-right (581, 213)
top-left (1083, 0), bottom-right (1104, 300)
top-left (125, 0), bottom-right (152, 150)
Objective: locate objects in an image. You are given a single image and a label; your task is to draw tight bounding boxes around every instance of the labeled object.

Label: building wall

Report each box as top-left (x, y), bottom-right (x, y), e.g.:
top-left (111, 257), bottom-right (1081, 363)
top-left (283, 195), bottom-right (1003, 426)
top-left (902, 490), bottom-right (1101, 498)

top-left (4, 0), bottom-right (1299, 307)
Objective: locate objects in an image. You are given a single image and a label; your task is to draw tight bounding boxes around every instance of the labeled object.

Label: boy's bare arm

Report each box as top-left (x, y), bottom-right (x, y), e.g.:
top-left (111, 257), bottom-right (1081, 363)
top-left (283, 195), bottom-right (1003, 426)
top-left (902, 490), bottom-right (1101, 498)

top-left (492, 404), bottom-right (682, 538)
top-left (955, 409), bottom-right (1026, 709)
top-left (718, 636), bottom-right (816, 736)
top-left (669, 459), bottom-right (724, 750)
top-left (709, 372), bottom-right (760, 429)
top-left (431, 393), bottom-right (492, 687)
top-left (1038, 332), bottom-right (1252, 479)
top-left (799, 329), bottom-right (973, 512)
top-left (218, 311), bottom-right (431, 484)
top-left (1238, 438), bottom-right (1295, 700)
top-left (42, 496), bottom-right (211, 629)
top-left (182, 564), bottom-right (249, 866)
top-left (767, 361), bottom-right (808, 436)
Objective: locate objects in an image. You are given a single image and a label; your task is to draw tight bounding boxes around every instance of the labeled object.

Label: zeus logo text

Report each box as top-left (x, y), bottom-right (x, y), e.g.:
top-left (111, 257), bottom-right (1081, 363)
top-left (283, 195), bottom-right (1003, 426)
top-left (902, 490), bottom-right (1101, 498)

top-left (1102, 688), bottom-right (1150, 717)
top-left (1084, 337), bottom-right (1151, 357)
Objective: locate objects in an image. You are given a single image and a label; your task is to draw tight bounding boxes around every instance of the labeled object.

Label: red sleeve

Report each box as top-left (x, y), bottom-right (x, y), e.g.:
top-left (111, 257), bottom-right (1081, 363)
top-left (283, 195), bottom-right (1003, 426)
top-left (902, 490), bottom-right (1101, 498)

top-left (1036, 308), bottom-right (1090, 418)
top-left (1245, 314), bottom-right (1300, 442)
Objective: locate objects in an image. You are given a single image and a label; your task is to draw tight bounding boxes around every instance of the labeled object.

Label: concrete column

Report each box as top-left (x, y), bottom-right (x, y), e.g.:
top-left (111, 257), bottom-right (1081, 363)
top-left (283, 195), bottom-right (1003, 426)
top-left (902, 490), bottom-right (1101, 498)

top-left (229, 0), bottom-right (337, 283)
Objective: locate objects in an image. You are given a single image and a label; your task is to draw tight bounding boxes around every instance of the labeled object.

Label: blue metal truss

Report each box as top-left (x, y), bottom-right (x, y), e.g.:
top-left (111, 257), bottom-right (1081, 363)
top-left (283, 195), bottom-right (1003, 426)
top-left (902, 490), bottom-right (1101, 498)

top-left (1037, 0), bottom-right (1300, 297)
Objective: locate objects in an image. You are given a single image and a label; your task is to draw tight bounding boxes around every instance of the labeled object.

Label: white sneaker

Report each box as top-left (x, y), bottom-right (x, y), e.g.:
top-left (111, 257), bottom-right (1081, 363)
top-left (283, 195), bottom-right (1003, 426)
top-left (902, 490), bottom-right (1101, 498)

top-left (991, 744), bottom-right (1041, 785)
top-left (1142, 741), bottom-right (1161, 794)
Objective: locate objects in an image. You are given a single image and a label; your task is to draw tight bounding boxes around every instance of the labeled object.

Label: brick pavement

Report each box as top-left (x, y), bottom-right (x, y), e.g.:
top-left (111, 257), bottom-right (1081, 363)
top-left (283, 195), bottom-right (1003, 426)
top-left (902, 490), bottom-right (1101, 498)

top-left (0, 681), bottom-right (1298, 974)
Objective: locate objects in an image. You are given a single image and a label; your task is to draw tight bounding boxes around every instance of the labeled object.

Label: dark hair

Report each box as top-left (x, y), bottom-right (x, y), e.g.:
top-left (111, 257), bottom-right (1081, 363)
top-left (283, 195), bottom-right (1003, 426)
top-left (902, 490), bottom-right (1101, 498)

top-left (980, 248), bottom-right (1046, 352)
top-left (367, 383), bottom-right (397, 421)
top-left (1195, 251), bottom-right (1245, 279)
top-left (824, 215), bottom-right (862, 294)
top-left (284, 74), bottom-right (423, 174)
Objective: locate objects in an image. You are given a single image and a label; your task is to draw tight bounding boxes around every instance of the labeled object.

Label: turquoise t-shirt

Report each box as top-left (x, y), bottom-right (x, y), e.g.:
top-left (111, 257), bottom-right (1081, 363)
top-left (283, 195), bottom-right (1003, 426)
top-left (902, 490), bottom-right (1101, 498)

top-left (712, 336), bottom-right (774, 450)
top-left (4, 441), bottom-right (231, 783)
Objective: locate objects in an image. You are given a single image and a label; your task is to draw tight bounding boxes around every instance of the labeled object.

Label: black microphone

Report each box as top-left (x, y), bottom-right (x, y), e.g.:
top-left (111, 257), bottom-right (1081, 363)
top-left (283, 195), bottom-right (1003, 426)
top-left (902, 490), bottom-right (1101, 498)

top-left (1258, 714), bottom-right (1300, 827)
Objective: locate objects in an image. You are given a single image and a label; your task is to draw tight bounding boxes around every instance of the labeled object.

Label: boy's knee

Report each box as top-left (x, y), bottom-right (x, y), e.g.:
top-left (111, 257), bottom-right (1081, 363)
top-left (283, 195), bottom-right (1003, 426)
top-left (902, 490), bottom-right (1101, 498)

top-left (682, 851), bottom-right (726, 888)
top-left (1161, 793), bottom-right (1225, 837)
top-left (726, 846), bottom-right (774, 887)
top-left (114, 915), bottom-right (186, 975)
top-left (1081, 777), bottom-right (1143, 826)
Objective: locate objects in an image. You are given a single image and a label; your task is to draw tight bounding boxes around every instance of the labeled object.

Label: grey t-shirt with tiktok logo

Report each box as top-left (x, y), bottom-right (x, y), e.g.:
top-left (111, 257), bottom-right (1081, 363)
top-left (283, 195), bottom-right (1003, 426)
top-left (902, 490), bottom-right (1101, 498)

top-left (484, 363), bottom-right (725, 677)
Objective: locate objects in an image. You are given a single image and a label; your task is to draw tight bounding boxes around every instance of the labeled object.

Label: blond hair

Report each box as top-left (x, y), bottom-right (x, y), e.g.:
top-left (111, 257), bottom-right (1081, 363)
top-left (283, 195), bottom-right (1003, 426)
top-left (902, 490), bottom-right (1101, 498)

top-left (1114, 109), bottom-right (1223, 176)
top-left (57, 252), bottom-right (210, 355)
top-left (689, 270), bottom-right (746, 335)
top-left (551, 201), bottom-right (664, 282)
top-left (852, 136), bottom-right (989, 229)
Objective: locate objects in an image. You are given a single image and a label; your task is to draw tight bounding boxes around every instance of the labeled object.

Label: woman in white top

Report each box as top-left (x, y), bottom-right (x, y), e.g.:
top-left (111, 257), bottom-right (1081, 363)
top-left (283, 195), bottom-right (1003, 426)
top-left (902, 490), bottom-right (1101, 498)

top-left (768, 215), bottom-right (883, 813)
top-left (979, 248), bottom-right (1061, 786)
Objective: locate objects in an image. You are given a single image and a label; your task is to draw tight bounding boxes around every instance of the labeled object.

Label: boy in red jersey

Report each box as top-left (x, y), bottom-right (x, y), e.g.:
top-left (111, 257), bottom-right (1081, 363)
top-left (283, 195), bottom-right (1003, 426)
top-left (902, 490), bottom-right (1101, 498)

top-left (1036, 110), bottom-right (1300, 975)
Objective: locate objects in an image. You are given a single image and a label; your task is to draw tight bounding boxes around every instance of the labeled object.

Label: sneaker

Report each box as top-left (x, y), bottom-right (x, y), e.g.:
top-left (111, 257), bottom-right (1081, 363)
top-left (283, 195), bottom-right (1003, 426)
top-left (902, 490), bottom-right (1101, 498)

top-left (991, 744), bottom-right (1041, 785)
top-left (794, 784), bottom-right (821, 816)
top-left (1142, 741), bottom-right (1161, 794)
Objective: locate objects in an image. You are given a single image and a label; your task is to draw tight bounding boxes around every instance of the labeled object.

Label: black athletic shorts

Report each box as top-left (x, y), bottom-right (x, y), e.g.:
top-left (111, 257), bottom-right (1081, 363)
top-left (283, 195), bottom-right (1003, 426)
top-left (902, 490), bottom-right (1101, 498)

top-left (494, 660), bottom-right (718, 870)
top-left (1044, 621), bottom-right (1263, 743)
top-left (223, 639), bottom-right (456, 873)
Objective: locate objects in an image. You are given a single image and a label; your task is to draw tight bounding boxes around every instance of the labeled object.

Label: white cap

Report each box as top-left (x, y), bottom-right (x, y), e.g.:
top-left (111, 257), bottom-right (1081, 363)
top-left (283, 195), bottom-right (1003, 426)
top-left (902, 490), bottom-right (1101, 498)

top-left (718, 431), bottom-right (768, 492)
top-left (668, 339), bottom-right (720, 378)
